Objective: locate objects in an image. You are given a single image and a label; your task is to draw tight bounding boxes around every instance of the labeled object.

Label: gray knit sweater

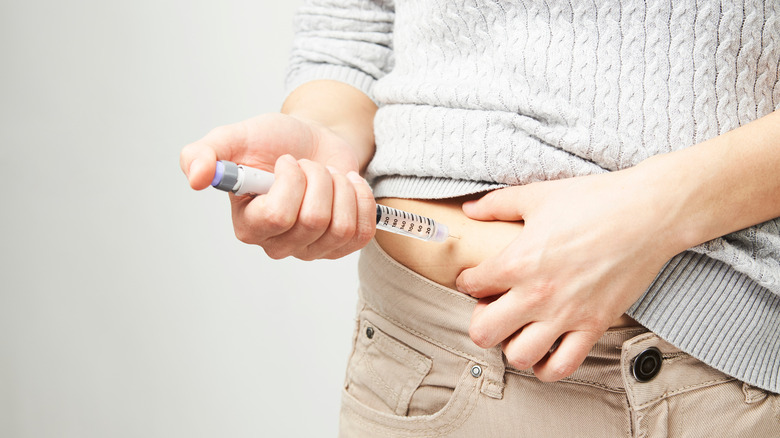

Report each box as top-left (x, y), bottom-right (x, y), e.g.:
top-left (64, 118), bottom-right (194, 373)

top-left (287, 0), bottom-right (780, 393)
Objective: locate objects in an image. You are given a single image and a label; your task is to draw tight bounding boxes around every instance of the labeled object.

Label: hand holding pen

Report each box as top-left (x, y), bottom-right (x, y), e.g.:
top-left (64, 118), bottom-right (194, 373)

top-left (211, 160), bottom-right (454, 242)
top-left (179, 112), bottom-right (377, 260)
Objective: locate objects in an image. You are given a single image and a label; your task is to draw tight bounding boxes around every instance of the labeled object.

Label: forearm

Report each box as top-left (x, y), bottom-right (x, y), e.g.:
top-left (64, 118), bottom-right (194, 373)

top-left (282, 80), bottom-right (378, 173)
top-left (642, 109), bottom-right (780, 255)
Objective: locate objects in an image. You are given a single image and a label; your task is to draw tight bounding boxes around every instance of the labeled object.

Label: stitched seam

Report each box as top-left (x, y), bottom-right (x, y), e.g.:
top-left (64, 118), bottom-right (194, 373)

top-left (772, 391), bottom-right (780, 421)
top-left (635, 377), bottom-right (736, 409)
top-left (343, 303), bottom-right (366, 389)
top-left (622, 391), bottom-right (633, 438)
top-left (742, 382), bottom-right (768, 404)
top-left (350, 320), bottom-right (432, 415)
top-left (346, 343), bottom-right (368, 388)
top-left (367, 320), bottom-right (432, 373)
top-left (362, 320), bottom-right (432, 414)
top-left (661, 352), bottom-right (687, 363)
top-left (365, 303), bottom-right (486, 365)
top-left (364, 351), bottom-right (403, 410)
top-left (505, 368), bottom-right (626, 393)
top-left (341, 363), bottom-right (480, 435)
top-left (605, 327), bottom-right (652, 338)
top-left (635, 408), bottom-right (646, 438)
top-left (392, 265), bottom-right (475, 304)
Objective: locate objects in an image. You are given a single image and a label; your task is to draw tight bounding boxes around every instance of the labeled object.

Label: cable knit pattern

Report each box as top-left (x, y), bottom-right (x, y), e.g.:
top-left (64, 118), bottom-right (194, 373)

top-left (286, 0), bottom-right (780, 393)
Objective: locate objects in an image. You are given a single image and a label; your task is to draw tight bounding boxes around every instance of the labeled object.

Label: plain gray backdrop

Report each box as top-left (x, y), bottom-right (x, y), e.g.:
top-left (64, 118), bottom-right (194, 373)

top-left (1, 1), bottom-right (361, 436)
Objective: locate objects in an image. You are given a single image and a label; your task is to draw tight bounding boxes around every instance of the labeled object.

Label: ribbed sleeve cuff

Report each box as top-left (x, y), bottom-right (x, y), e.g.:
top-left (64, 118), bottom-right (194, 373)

top-left (628, 251), bottom-right (780, 393)
top-left (285, 63), bottom-right (378, 102)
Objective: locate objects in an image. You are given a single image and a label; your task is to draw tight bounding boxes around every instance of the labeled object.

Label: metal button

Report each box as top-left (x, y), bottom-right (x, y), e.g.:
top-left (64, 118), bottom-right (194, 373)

top-left (470, 365), bottom-right (482, 378)
top-left (365, 326), bottom-right (374, 339)
top-left (632, 347), bottom-right (663, 382)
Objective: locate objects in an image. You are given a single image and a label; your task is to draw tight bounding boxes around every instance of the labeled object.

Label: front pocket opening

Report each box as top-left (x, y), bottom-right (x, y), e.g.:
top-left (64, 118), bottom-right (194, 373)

top-left (345, 319), bottom-right (433, 416)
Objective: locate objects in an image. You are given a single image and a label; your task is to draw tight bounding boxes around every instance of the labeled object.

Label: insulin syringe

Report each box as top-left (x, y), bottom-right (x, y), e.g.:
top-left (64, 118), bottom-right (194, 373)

top-left (210, 160), bottom-right (454, 243)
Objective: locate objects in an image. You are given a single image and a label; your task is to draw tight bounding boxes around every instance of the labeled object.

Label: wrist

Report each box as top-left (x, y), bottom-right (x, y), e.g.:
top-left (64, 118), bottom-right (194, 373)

top-left (282, 80), bottom-right (377, 172)
top-left (631, 150), bottom-right (721, 256)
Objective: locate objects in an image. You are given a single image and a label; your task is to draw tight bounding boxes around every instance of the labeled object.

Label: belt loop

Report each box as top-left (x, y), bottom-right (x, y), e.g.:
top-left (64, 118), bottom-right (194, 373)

top-left (742, 382), bottom-right (768, 404)
top-left (479, 348), bottom-right (506, 399)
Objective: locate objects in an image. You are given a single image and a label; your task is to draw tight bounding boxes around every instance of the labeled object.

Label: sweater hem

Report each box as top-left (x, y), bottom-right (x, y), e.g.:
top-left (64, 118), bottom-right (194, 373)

top-left (370, 175), bottom-right (507, 199)
top-left (628, 251), bottom-right (780, 393)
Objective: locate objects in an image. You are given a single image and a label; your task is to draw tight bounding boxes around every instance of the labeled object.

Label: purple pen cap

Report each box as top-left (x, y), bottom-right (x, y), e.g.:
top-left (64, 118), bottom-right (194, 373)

top-left (211, 161), bottom-right (225, 187)
top-left (210, 160), bottom-right (240, 193)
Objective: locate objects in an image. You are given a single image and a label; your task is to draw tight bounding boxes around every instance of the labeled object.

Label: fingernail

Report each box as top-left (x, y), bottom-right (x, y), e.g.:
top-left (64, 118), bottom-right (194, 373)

top-left (326, 165), bottom-right (339, 175)
top-left (281, 154), bottom-right (297, 165)
top-left (188, 158), bottom-right (201, 176)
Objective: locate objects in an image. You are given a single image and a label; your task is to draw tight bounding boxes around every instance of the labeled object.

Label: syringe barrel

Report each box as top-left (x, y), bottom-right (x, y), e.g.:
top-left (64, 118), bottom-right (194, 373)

top-left (374, 204), bottom-right (449, 243)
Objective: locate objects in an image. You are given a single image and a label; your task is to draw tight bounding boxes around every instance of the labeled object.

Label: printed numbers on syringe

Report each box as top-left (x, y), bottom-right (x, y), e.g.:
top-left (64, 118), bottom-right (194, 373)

top-left (377, 205), bottom-right (436, 240)
top-left (383, 216), bottom-right (432, 235)
top-left (381, 215), bottom-right (433, 235)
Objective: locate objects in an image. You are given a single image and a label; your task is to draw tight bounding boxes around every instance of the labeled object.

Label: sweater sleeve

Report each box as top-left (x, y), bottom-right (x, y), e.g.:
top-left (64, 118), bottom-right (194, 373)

top-left (285, 0), bottom-right (395, 101)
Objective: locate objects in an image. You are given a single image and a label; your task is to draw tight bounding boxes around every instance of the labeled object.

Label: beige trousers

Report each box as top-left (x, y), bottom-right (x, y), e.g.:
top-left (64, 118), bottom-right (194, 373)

top-left (339, 240), bottom-right (780, 437)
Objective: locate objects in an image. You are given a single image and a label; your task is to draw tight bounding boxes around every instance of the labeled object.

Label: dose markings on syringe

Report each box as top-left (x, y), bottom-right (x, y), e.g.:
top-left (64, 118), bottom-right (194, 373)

top-left (380, 208), bottom-right (434, 236)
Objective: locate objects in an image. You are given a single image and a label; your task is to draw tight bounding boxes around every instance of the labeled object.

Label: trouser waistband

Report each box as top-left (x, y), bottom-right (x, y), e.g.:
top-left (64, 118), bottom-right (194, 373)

top-left (358, 240), bottom-right (666, 398)
top-left (359, 239), bottom-right (747, 405)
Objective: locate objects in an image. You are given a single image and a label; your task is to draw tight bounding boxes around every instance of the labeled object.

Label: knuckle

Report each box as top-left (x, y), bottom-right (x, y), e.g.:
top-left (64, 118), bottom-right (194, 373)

top-left (233, 225), bottom-right (255, 244)
top-left (491, 259), bottom-right (511, 277)
top-left (328, 216), bottom-right (355, 242)
top-left (263, 245), bottom-right (291, 260)
top-left (494, 258), bottom-right (523, 283)
top-left (261, 207), bottom-right (297, 233)
top-left (578, 314), bottom-right (612, 333)
top-left (297, 211), bottom-right (331, 233)
top-left (525, 281), bottom-right (556, 304)
top-left (232, 217), bottom-right (264, 244)
top-left (207, 124), bottom-right (234, 140)
top-left (294, 250), bottom-right (318, 262)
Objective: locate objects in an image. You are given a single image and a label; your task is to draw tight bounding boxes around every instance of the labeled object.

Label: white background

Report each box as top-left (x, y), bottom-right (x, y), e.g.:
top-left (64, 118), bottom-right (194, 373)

top-left (1, 1), bottom-right (361, 436)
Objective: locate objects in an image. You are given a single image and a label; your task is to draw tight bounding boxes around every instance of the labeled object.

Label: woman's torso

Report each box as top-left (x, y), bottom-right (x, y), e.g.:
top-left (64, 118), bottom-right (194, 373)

top-left (365, 2), bottom-right (779, 331)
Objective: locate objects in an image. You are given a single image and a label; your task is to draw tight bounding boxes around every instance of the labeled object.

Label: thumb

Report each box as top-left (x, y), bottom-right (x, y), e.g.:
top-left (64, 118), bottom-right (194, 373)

top-left (180, 124), bottom-right (247, 190)
top-left (456, 257), bottom-right (512, 299)
top-left (462, 185), bottom-right (534, 221)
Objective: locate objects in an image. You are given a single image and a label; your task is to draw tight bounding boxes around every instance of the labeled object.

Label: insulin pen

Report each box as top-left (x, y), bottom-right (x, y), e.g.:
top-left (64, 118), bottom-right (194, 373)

top-left (210, 160), bottom-right (454, 243)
